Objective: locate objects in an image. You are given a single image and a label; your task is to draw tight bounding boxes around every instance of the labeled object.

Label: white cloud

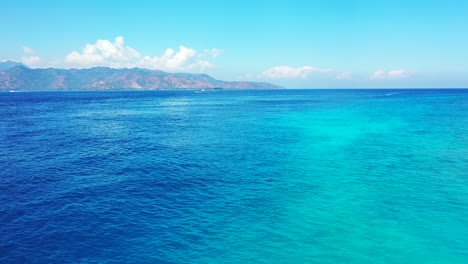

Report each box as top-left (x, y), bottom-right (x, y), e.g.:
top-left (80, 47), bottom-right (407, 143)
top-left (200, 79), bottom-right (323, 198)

top-left (388, 69), bottom-right (413, 79)
top-left (65, 36), bottom-right (140, 68)
top-left (203, 48), bottom-right (223, 58)
top-left (191, 60), bottom-right (214, 71)
top-left (20, 46), bottom-right (40, 66)
top-left (139, 45), bottom-right (204, 71)
top-left (239, 73), bottom-right (255, 80)
top-left (21, 56), bottom-right (41, 66)
top-left (370, 69), bottom-right (386, 80)
top-left (261, 65), bottom-right (331, 79)
top-left (64, 36), bottom-right (219, 71)
top-left (370, 69), bottom-right (413, 80)
top-left (22, 46), bottom-right (35, 54)
top-left (337, 71), bottom-right (352, 80)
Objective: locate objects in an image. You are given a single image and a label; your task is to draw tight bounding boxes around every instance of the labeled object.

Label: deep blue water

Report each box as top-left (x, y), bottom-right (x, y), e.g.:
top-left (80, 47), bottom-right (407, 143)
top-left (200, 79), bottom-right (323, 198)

top-left (1, 89), bottom-right (468, 263)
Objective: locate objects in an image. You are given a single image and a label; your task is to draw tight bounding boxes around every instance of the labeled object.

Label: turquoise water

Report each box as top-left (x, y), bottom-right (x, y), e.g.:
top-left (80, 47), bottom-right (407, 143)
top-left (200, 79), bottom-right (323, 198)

top-left (1, 89), bottom-right (467, 263)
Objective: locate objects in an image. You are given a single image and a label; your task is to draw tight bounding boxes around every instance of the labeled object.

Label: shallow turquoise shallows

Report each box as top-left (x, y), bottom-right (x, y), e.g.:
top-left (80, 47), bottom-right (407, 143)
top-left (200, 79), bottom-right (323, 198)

top-left (1, 89), bottom-right (467, 263)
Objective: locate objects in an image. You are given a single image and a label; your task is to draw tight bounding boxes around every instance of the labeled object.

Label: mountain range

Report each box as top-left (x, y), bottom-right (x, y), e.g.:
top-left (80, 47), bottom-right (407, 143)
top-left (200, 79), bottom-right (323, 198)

top-left (0, 61), bottom-right (281, 91)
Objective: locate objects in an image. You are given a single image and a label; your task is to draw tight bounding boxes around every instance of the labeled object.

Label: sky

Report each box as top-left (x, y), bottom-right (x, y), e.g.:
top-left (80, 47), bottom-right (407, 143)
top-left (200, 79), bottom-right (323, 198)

top-left (1, 0), bottom-right (468, 88)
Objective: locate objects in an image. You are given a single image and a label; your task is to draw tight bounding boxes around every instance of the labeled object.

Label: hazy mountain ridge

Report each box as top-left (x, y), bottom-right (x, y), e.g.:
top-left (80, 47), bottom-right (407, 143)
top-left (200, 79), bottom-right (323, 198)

top-left (0, 63), bottom-right (281, 90)
top-left (0, 60), bottom-right (26, 71)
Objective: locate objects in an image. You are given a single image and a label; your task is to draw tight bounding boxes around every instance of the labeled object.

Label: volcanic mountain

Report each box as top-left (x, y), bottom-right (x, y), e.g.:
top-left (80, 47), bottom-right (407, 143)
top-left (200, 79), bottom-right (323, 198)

top-left (0, 62), bottom-right (281, 91)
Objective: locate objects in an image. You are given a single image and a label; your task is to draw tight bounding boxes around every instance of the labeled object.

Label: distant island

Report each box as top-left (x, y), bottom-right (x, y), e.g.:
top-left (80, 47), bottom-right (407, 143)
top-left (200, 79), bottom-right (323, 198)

top-left (0, 61), bottom-right (282, 91)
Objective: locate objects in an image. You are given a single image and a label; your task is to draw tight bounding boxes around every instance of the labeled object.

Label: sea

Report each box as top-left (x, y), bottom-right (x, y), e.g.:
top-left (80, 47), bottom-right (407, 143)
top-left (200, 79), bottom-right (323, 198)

top-left (1, 89), bottom-right (467, 263)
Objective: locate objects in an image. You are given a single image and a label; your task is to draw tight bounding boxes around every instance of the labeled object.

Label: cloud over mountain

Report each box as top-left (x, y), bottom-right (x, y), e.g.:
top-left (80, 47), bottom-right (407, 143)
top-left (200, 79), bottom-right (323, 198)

top-left (65, 36), bottom-right (140, 68)
top-left (20, 46), bottom-right (41, 67)
top-left (65, 36), bottom-right (220, 71)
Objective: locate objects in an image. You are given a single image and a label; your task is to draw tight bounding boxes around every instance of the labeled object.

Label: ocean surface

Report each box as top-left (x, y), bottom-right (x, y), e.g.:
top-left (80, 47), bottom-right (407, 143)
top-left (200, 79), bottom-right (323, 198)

top-left (1, 89), bottom-right (467, 263)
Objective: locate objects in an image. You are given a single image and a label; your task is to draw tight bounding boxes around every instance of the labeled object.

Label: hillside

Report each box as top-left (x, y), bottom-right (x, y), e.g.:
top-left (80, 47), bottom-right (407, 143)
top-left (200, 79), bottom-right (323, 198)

top-left (0, 63), bottom-right (281, 90)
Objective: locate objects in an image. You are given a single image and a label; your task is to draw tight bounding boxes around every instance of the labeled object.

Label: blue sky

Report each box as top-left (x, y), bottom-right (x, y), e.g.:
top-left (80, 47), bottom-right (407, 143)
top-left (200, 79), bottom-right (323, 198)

top-left (1, 0), bottom-right (468, 88)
